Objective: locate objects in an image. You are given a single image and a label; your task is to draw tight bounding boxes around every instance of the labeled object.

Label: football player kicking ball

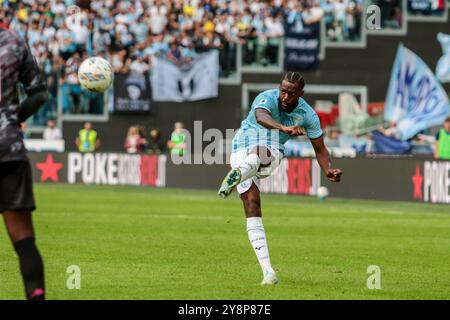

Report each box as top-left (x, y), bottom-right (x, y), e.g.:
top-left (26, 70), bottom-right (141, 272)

top-left (218, 72), bottom-right (342, 285)
top-left (0, 27), bottom-right (48, 299)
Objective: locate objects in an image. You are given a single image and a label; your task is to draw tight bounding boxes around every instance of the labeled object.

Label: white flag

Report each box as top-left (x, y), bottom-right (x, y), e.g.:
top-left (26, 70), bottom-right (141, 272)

top-left (151, 51), bottom-right (219, 102)
top-left (436, 32), bottom-right (450, 83)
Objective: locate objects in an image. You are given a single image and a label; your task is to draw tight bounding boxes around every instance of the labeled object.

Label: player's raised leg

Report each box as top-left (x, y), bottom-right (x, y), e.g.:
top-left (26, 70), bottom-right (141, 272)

top-left (3, 211), bottom-right (45, 300)
top-left (218, 146), bottom-right (271, 198)
top-left (241, 183), bottom-right (278, 285)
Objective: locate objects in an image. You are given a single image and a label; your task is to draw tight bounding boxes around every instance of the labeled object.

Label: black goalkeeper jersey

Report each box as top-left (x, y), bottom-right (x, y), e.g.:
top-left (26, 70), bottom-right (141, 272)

top-left (0, 27), bottom-right (46, 162)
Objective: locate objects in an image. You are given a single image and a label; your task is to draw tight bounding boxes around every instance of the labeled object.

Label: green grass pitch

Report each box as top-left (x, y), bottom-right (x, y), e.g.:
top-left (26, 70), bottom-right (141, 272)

top-left (1, 183), bottom-right (449, 300)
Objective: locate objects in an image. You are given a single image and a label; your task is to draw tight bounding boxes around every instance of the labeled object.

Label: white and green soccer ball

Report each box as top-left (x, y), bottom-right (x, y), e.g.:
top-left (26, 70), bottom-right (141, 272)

top-left (317, 186), bottom-right (329, 200)
top-left (78, 57), bottom-right (113, 93)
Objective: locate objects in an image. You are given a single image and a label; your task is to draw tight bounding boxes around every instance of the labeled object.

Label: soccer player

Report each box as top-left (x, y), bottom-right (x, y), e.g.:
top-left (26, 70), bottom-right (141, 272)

top-left (218, 72), bottom-right (342, 285)
top-left (0, 27), bottom-right (48, 299)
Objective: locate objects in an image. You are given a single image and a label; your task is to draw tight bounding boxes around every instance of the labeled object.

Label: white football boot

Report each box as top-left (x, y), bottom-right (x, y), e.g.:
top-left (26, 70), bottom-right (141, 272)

top-left (218, 168), bottom-right (242, 198)
top-left (261, 270), bottom-right (278, 285)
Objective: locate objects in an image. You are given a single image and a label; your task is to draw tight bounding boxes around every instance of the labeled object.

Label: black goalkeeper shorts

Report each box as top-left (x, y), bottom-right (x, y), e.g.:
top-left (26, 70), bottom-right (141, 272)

top-left (0, 160), bottom-right (36, 213)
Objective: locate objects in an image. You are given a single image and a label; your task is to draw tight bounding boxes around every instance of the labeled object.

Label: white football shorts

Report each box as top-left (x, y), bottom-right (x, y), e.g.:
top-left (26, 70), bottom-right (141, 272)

top-left (229, 145), bottom-right (283, 194)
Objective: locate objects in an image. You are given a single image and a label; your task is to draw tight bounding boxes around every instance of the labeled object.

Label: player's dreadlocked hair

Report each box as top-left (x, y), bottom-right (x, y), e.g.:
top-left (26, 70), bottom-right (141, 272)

top-left (281, 72), bottom-right (305, 90)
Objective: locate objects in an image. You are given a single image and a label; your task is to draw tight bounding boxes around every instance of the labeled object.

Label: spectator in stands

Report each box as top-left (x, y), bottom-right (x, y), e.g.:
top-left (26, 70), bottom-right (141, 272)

top-left (346, 1), bottom-right (358, 40)
top-left (167, 41), bottom-right (184, 66)
top-left (327, 21), bottom-right (344, 42)
top-left (434, 117), bottom-right (450, 160)
top-left (130, 53), bottom-right (152, 75)
top-left (75, 122), bottom-right (101, 153)
top-left (20, 123), bottom-right (31, 140)
top-left (149, 0), bottom-right (169, 35)
top-left (378, 121), bottom-right (400, 138)
top-left (111, 49), bottom-right (129, 73)
top-left (325, 129), bottom-right (341, 148)
top-left (148, 129), bottom-right (164, 155)
top-left (43, 119), bottom-right (62, 140)
top-left (167, 122), bottom-right (188, 156)
top-left (138, 125), bottom-right (150, 152)
top-left (124, 126), bottom-right (147, 154)
top-left (264, 11), bottom-right (285, 65)
top-left (326, 0), bottom-right (363, 42)
top-left (378, 0), bottom-right (400, 28)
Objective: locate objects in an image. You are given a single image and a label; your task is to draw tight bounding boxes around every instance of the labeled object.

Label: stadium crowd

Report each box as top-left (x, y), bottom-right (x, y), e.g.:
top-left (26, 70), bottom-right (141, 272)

top-left (0, 0), bottom-right (369, 121)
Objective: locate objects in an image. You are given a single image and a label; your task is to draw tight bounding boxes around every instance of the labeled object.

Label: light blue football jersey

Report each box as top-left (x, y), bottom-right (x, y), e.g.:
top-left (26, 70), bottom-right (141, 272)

top-left (232, 89), bottom-right (323, 152)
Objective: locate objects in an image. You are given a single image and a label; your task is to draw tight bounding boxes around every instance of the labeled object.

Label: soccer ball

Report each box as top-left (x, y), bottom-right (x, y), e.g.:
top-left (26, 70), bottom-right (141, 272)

top-left (317, 186), bottom-right (329, 200)
top-left (78, 57), bottom-right (113, 93)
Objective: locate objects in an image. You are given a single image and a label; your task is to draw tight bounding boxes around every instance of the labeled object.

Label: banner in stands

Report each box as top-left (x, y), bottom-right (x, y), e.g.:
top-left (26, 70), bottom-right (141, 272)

top-left (384, 44), bottom-right (450, 141)
top-left (407, 0), bottom-right (446, 15)
top-left (436, 32), bottom-right (450, 83)
top-left (150, 51), bottom-right (219, 102)
top-left (284, 20), bottom-right (320, 70)
top-left (29, 153), bottom-right (166, 187)
top-left (113, 72), bottom-right (152, 113)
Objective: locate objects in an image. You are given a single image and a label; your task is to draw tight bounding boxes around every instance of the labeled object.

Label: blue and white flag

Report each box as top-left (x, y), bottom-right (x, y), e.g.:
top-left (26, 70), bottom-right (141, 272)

top-left (436, 32), bottom-right (450, 83)
top-left (385, 44), bottom-right (450, 140)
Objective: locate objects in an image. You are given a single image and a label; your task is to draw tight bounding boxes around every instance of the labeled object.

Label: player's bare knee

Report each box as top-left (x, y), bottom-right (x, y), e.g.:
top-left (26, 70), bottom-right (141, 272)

top-left (4, 211), bottom-right (34, 242)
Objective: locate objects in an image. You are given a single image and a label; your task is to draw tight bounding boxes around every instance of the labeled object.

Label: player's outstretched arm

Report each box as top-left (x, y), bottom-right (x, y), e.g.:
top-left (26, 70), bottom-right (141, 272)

top-left (255, 109), bottom-right (303, 136)
top-left (255, 108), bottom-right (284, 130)
top-left (17, 91), bottom-right (48, 123)
top-left (310, 135), bottom-right (342, 182)
top-left (17, 32), bottom-right (48, 122)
